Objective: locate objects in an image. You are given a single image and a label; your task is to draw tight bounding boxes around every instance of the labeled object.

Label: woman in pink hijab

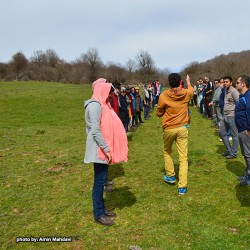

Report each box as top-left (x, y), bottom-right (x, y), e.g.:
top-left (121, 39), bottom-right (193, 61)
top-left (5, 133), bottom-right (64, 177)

top-left (84, 78), bottom-right (128, 226)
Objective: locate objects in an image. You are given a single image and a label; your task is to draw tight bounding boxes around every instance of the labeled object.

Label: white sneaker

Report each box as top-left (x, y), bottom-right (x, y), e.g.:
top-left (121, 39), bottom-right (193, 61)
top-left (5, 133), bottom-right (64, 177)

top-left (229, 137), bottom-right (232, 141)
top-left (219, 138), bottom-right (222, 142)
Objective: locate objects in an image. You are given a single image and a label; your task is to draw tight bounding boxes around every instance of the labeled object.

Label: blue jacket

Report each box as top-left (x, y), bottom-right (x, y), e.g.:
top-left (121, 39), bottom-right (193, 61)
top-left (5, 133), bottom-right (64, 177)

top-left (235, 90), bottom-right (250, 132)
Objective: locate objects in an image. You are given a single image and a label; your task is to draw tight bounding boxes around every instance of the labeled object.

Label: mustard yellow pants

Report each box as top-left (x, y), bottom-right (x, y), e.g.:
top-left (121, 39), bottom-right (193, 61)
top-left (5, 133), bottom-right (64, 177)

top-left (163, 127), bottom-right (188, 188)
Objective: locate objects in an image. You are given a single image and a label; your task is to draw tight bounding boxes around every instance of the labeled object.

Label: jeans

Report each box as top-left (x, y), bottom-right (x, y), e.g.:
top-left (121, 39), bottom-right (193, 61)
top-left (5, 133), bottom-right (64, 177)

top-left (92, 163), bottom-right (108, 219)
top-left (163, 127), bottom-right (189, 188)
top-left (198, 94), bottom-right (203, 108)
top-left (239, 131), bottom-right (250, 178)
top-left (219, 116), bottom-right (238, 156)
top-left (144, 103), bottom-right (149, 119)
top-left (214, 104), bottom-right (222, 124)
top-left (205, 95), bottom-right (213, 118)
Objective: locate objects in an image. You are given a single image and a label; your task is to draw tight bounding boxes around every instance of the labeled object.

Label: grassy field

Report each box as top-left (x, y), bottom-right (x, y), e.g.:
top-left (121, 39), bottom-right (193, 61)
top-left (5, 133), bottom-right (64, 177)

top-left (0, 81), bottom-right (249, 250)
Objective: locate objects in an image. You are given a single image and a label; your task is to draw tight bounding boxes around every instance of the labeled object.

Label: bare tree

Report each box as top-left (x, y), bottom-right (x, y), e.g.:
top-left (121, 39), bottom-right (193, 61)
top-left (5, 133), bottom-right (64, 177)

top-left (81, 48), bottom-right (102, 82)
top-left (46, 49), bottom-right (60, 68)
top-left (0, 63), bottom-right (8, 79)
top-left (126, 59), bottom-right (136, 81)
top-left (104, 62), bottom-right (126, 83)
top-left (11, 52), bottom-right (29, 80)
top-left (136, 50), bottom-right (155, 82)
top-left (30, 50), bottom-right (47, 67)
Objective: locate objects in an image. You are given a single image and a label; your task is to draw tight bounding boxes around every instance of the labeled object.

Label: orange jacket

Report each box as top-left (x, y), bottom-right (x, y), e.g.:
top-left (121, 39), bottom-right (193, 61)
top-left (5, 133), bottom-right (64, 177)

top-left (156, 85), bottom-right (194, 130)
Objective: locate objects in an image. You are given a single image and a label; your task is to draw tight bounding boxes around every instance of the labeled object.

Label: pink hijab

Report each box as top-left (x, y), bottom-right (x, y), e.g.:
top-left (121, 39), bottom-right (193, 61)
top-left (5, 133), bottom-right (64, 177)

top-left (91, 78), bottom-right (128, 164)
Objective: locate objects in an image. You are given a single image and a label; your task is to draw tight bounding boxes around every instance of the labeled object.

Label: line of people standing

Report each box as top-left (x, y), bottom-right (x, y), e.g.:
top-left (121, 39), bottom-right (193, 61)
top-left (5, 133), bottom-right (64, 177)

top-left (110, 80), bottom-right (162, 133)
top-left (193, 75), bottom-right (250, 186)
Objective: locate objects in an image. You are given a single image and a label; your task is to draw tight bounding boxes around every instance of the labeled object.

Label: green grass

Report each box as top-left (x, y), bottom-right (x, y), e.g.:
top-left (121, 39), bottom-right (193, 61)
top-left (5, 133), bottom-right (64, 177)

top-left (0, 81), bottom-right (250, 250)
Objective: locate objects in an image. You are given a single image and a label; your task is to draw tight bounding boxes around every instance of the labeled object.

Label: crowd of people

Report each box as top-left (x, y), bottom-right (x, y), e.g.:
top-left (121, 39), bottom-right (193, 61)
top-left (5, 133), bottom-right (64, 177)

top-left (83, 78), bottom-right (162, 226)
top-left (191, 74), bottom-right (250, 182)
top-left (110, 80), bottom-right (162, 132)
top-left (84, 74), bottom-right (250, 226)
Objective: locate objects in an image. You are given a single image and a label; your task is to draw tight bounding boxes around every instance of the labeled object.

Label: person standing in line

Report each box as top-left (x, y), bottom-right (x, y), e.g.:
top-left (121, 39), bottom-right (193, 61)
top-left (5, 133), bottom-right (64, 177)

top-left (125, 87), bottom-right (134, 129)
top-left (155, 79), bottom-right (162, 105)
top-left (156, 73), bottom-right (193, 195)
top-left (200, 80), bottom-right (207, 115)
top-left (110, 83), bottom-right (121, 114)
top-left (218, 77), bottom-right (233, 142)
top-left (210, 79), bottom-right (222, 127)
top-left (130, 87), bottom-right (138, 127)
top-left (219, 76), bottom-right (239, 159)
top-left (135, 86), bottom-right (144, 124)
top-left (235, 75), bottom-right (250, 186)
top-left (203, 76), bottom-right (214, 119)
top-left (84, 78), bottom-right (128, 226)
top-left (143, 83), bottom-right (150, 120)
top-left (192, 82), bottom-right (198, 107)
top-left (118, 87), bottom-right (129, 132)
top-left (197, 78), bottom-right (204, 108)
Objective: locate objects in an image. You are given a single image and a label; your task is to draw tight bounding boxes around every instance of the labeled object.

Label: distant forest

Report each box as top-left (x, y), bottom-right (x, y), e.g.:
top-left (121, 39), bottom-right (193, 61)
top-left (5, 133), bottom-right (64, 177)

top-left (1, 48), bottom-right (250, 85)
top-left (181, 50), bottom-right (250, 83)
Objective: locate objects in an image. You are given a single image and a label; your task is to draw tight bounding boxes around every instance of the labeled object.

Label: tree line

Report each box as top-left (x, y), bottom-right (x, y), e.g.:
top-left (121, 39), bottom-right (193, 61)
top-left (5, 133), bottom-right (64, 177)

top-left (181, 50), bottom-right (250, 82)
top-left (0, 48), bottom-right (170, 85)
top-left (1, 48), bottom-right (250, 85)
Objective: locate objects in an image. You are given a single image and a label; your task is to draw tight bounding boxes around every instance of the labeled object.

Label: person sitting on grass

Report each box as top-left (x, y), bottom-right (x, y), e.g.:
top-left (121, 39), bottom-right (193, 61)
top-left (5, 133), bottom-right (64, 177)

top-left (156, 73), bottom-right (193, 195)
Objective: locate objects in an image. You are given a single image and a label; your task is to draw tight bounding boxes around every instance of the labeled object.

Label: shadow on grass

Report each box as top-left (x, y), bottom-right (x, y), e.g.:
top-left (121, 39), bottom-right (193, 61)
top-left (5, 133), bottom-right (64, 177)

top-left (108, 164), bottom-right (125, 181)
top-left (226, 160), bottom-right (245, 177)
top-left (226, 161), bottom-right (250, 207)
top-left (235, 183), bottom-right (250, 207)
top-left (216, 144), bottom-right (226, 154)
top-left (105, 186), bottom-right (137, 209)
top-left (160, 164), bottom-right (179, 173)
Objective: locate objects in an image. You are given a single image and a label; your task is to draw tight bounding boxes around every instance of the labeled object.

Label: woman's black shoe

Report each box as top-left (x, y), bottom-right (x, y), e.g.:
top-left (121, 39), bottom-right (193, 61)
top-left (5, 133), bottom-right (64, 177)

top-left (95, 216), bottom-right (114, 226)
top-left (105, 210), bottom-right (117, 217)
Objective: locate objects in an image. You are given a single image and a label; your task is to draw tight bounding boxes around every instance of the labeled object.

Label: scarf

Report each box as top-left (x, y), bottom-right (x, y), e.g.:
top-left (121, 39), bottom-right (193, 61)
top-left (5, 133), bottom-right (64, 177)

top-left (91, 79), bottom-right (128, 164)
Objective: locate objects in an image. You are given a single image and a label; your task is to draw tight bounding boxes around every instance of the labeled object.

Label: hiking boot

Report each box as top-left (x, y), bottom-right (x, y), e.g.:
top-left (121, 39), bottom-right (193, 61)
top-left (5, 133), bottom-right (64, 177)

top-left (95, 216), bottom-right (114, 226)
top-left (105, 210), bottom-right (117, 217)
top-left (240, 179), bottom-right (250, 186)
top-left (221, 151), bottom-right (230, 156)
top-left (178, 187), bottom-right (187, 195)
top-left (163, 175), bottom-right (176, 184)
top-left (226, 154), bottom-right (237, 159)
top-left (106, 181), bottom-right (114, 186)
top-left (238, 175), bottom-right (247, 181)
top-left (104, 185), bottom-right (114, 192)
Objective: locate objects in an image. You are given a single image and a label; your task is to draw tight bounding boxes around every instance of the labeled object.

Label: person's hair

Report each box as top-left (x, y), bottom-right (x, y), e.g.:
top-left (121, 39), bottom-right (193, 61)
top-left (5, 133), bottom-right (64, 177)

top-left (223, 76), bottom-right (232, 82)
top-left (214, 79), bottom-right (220, 83)
top-left (168, 73), bottom-right (181, 88)
top-left (109, 86), bottom-right (114, 94)
top-left (219, 77), bottom-right (224, 81)
top-left (240, 75), bottom-right (250, 88)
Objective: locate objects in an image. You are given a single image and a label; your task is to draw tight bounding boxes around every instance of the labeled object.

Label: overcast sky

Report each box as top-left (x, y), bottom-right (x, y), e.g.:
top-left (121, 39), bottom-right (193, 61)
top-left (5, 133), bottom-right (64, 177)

top-left (1, 0), bottom-right (250, 71)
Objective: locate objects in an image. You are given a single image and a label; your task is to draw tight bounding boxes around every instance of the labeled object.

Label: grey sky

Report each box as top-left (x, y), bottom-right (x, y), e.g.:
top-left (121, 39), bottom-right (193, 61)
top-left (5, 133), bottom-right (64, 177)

top-left (1, 0), bottom-right (250, 71)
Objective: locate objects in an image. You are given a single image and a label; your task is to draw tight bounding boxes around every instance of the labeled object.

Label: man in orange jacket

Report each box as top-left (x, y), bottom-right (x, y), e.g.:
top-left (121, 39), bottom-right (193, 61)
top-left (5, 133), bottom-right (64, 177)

top-left (156, 73), bottom-right (193, 195)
